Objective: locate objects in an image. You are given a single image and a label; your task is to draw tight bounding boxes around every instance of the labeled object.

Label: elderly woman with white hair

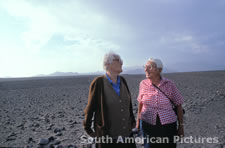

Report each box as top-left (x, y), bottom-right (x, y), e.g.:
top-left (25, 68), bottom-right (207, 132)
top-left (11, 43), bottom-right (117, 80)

top-left (83, 52), bottom-right (136, 148)
top-left (136, 58), bottom-right (184, 148)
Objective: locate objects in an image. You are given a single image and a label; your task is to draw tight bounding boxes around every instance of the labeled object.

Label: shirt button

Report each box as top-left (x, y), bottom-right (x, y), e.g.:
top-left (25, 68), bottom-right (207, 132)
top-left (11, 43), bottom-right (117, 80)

top-left (123, 126), bottom-right (126, 129)
top-left (119, 100), bottom-right (122, 103)
top-left (122, 118), bottom-right (125, 121)
top-left (121, 109), bottom-right (124, 112)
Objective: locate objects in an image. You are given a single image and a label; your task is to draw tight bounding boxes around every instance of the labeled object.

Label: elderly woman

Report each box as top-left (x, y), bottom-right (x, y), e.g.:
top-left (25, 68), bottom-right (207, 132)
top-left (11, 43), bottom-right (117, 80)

top-left (136, 58), bottom-right (184, 148)
top-left (83, 52), bottom-right (136, 148)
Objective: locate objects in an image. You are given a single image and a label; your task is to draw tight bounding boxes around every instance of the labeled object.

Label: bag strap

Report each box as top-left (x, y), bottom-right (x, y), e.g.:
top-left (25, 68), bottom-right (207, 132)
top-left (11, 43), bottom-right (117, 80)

top-left (152, 83), bottom-right (176, 107)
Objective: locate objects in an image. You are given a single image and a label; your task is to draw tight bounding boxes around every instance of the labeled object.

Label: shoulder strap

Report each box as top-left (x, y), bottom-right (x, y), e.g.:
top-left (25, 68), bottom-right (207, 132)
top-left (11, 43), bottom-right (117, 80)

top-left (152, 83), bottom-right (176, 107)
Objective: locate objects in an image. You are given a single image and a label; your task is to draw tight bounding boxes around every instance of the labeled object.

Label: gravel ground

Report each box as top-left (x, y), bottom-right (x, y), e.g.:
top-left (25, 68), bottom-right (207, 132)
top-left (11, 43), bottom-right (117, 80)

top-left (0, 71), bottom-right (225, 148)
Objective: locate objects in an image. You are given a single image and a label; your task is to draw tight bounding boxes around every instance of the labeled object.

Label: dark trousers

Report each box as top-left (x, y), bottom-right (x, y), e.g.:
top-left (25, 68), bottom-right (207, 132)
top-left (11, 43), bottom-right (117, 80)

top-left (96, 141), bottom-right (136, 148)
top-left (142, 115), bottom-right (177, 148)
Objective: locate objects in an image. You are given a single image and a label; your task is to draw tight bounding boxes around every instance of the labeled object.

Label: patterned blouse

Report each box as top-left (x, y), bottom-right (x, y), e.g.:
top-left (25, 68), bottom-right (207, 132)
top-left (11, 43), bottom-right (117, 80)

top-left (137, 77), bottom-right (184, 125)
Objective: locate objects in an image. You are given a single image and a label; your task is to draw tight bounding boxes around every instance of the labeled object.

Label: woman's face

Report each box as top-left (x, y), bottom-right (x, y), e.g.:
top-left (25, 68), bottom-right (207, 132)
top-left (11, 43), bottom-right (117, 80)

top-left (144, 61), bottom-right (160, 79)
top-left (108, 58), bottom-right (123, 74)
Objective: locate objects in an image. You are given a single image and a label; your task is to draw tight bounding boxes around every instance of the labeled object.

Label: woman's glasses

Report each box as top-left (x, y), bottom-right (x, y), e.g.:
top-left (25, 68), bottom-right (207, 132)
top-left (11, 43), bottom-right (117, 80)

top-left (143, 64), bottom-right (154, 70)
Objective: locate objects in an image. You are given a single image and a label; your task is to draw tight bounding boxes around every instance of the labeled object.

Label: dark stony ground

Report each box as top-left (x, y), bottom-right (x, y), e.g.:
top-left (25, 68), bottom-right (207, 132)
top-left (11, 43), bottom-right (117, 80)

top-left (0, 71), bottom-right (225, 148)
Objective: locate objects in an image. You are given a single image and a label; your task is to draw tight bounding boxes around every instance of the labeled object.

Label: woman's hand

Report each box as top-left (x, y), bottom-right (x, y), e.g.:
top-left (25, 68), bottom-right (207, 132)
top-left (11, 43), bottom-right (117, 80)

top-left (136, 119), bottom-right (140, 129)
top-left (136, 103), bottom-right (143, 130)
top-left (89, 132), bottom-right (97, 137)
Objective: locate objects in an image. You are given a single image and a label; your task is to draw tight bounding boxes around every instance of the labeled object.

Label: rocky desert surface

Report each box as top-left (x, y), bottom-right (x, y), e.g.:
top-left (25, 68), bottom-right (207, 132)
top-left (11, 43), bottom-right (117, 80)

top-left (0, 71), bottom-right (225, 148)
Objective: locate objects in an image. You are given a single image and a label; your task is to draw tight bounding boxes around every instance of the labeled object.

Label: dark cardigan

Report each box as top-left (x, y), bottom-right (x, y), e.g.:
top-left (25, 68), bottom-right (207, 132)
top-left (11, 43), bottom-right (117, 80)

top-left (83, 75), bottom-right (136, 137)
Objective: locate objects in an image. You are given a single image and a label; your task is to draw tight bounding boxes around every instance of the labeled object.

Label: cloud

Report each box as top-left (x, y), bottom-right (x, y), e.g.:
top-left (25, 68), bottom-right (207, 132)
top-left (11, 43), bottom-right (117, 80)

top-left (0, 0), bottom-right (124, 77)
top-left (158, 33), bottom-right (210, 54)
top-left (0, 0), bottom-right (225, 77)
top-left (0, 0), bottom-right (122, 50)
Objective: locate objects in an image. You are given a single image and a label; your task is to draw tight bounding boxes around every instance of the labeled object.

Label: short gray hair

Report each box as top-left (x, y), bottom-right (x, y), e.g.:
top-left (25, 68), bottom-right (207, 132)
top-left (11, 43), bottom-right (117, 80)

top-left (147, 58), bottom-right (163, 70)
top-left (103, 51), bottom-right (123, 70)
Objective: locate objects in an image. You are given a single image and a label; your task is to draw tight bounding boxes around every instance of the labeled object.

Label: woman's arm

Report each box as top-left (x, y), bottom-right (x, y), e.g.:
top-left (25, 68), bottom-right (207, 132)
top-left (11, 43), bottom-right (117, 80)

top-left (83, 78), bottom-right (99, 137)
top-left (136, 102), bottom-right (143, 129)
top-left (170, 80), bottom-right (184, 136)
top-left (177, 105), bottom-right (184, 136)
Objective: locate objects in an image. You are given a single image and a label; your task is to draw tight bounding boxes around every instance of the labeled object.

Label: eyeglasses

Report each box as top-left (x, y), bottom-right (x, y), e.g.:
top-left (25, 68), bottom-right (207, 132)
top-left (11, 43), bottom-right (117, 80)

top-left (143, 64), bottom-right (155, 70)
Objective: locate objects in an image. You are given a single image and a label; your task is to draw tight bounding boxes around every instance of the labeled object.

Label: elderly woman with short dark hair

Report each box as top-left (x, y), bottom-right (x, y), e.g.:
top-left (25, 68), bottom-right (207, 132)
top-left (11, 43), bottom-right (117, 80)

top-left (136, 58), bottom-right (184, 148)
top-left (83, 52), bottom-right (136, 148)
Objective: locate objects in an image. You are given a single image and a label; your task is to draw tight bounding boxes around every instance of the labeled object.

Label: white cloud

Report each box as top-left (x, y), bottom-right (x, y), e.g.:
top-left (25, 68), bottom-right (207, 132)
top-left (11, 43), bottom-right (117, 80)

top-left (159, 33), bottom-right (209, 54)
top-left (1, 0), bottom-right (123, 50)
top-left (1, 0), bottom-right (59, 53)
top-left (0, 0), bottom-right (124, 77)
top-left (174, 35), bottom-right (193, 42)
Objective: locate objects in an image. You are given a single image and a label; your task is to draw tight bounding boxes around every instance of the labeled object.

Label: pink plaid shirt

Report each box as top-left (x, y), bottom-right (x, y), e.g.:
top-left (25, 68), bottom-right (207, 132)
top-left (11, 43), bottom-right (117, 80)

top-left (137, 77), bottom-right (184, 125)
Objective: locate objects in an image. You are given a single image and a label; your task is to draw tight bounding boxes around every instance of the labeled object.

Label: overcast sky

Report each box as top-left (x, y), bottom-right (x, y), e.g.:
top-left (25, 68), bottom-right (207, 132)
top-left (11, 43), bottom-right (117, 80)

top-left (0, 0), bottom-right (225, 77)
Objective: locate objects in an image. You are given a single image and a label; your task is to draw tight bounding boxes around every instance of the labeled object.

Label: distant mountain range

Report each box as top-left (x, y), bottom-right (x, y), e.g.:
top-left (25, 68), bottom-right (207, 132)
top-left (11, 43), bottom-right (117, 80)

top-left (35, 66), bottom-right (175, 77)
top-left (122, 66), bottom-right (175, 74)
top-left (36, 72), bottom-right (79, 77)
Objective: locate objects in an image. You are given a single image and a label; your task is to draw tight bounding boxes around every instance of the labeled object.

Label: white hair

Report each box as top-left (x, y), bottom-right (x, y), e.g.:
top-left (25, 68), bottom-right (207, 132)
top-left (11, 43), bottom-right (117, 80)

top-left (147, 58), bottom-right (163, 70)
top-left (103, 51), bottom-right (123, 70)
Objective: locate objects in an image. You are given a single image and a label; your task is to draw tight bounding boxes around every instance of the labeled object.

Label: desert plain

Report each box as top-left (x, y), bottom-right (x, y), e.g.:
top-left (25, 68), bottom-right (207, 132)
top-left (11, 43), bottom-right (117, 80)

top-left (0, 71), bottom-right (225, 148)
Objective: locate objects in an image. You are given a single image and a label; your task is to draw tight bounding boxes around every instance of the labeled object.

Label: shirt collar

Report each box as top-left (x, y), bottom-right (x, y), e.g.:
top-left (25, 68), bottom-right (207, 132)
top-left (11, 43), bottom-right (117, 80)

top-left (149, 76), bottom-right (169, 86)
top-left (106, 73), bottom-right (120, 85)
